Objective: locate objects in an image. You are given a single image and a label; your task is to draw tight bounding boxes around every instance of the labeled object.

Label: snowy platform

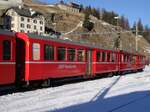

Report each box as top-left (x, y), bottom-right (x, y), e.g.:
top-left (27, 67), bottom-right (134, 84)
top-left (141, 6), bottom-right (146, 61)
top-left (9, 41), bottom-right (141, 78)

top-left (0, 66), bottom-right (150, 112)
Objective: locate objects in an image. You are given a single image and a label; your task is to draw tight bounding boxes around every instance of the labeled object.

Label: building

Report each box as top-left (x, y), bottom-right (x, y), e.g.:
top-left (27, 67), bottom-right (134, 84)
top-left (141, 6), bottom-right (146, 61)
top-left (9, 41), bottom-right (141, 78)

top-left (56, 2), bottom-right (81, 13)
top-left (3, 6), bottom-right (45, 35)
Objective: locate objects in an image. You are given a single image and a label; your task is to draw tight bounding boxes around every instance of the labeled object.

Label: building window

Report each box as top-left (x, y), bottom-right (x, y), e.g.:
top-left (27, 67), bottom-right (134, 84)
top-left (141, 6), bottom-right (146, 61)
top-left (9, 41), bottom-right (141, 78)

top-left (20, 23), bottom-right (24, 28)
top-left (40, 27), bottom-right (43, 31)
top-left (3, 40), bottom-right (11, 60)
top-left (34, 25), bottom-right (37, 30)
top-left (44, 45), bottom-right (54, 60)
top-left (27, 19), bottom-right (30, 22)
top-left (20, 30), bottom-right (24, 32)
top-left (33, 20), bottom-right (37, 24)
top-left (27, 24), bottom-right (31, 29)
top-left (77, 50), bottom-right (84, 62)
top-left (40, 21), bottom-right (43, 24)
top-left (32, 43), bottom-right (40, 60)
top-left (21, 17), bottom-right (24, 21)
top-left (57, 47), bottom-right (66, 61)
top-left (68, 48), bottom-right (76, 61)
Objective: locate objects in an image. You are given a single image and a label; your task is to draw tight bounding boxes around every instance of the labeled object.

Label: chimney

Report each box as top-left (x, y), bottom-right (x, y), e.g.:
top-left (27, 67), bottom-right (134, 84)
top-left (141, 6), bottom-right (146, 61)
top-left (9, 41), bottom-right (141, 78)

top-left (29, 8), bottom-right (32, 12)
top-left (18, 5), bottom-right (22, 9)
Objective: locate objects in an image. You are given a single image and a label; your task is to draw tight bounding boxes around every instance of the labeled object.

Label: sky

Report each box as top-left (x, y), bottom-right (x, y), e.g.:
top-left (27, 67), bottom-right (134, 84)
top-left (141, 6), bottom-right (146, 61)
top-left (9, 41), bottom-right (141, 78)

top-left (41, 0), bottom-right (150, 27)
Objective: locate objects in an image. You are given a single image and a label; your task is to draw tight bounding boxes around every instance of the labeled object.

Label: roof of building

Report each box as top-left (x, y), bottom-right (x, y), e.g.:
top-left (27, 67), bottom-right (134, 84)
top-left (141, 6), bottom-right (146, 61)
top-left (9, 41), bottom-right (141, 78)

top-left (69, 2), bottom-right (80, 9)
top-left (8, 6), bottom-right (43, 18)
top-left (57, 2), bottom-right (81, 10)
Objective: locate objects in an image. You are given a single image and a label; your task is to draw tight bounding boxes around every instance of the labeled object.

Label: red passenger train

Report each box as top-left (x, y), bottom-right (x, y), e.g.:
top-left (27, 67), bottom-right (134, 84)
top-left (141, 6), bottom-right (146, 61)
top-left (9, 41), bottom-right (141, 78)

top-left (0, 30), bottom-right (146, 87)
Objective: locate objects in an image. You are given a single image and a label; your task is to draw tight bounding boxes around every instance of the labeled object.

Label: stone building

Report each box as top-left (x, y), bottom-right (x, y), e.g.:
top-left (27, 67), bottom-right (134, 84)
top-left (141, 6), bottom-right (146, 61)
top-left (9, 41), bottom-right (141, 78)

top-left (56, 2), bottom-right (81, 13)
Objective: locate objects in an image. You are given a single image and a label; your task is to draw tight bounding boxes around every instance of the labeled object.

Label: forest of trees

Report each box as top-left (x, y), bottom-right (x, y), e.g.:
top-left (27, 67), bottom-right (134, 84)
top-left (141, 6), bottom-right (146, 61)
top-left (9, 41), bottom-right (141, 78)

top-left (81, 5), bottom-right (150, 43)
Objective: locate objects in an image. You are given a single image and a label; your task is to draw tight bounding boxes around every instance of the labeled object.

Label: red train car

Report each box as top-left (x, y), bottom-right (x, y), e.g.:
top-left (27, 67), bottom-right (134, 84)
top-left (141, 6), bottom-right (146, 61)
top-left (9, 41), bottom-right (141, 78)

top-left (119, 51), bottom-right (146, 73)
top-left (0, 31), bottom-right (16, 85)
top-left (0, 30), bottom-right (147, 87)
top-left (94, 49), bottom-right (119, 75)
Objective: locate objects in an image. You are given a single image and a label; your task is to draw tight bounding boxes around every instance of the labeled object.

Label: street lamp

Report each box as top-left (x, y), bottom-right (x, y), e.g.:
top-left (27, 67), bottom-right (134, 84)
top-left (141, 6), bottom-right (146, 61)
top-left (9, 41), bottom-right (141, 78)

top-left (135, 22), bottom-right (138, 52)
top-left (114, 16), bottom-right (121, 50)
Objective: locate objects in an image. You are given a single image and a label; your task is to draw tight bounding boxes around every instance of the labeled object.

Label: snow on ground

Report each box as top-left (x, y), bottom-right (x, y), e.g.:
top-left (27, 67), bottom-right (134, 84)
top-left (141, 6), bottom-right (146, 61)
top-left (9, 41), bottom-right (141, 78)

top-left (1, 66), bottom-right (150, 112)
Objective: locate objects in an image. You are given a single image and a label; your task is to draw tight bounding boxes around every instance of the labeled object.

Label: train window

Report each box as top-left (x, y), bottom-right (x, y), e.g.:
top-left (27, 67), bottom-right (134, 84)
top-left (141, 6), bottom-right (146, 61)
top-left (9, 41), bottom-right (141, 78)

top-left (127, 56), bottom-right (130, 62)
top-left (121, 54), bottom-right (124, 62)
top-left (142, 57), bottom-right (145, 64)
top-left (96, 52), bottom-right (101, 62)
top-left (68, 48), bottom-right (76, 61)
top-left (3, 40), bottom-right (11, 60)
top-left (57, 47), bottom-right (66, 61)
top-left (102, 52), bottom-right (105, 62)
top-left (77, 50), bottom-right (84, 62)
top-left (112, 53), bottom-right (116, 62)
top-left (33, 43), bottom-right (40, 60)
top-left (124, 55), bottom-right (128, 62)
top-left (130, 55), bottom-right (132, 63)
top-left (132, 56), bottom-right (136, 64)
top-left (107, 52), bottom-right (110, 62)
top-left (44, 45), bottom-right (54, 61)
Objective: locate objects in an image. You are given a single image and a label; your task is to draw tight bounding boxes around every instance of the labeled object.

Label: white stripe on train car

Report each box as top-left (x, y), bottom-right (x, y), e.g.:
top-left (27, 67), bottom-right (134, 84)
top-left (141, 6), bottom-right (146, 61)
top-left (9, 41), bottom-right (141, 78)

top-left (0, 62), bottom-right (16, 64)
top-left (25, 61), bottom-right (86, 64)
top-left (94, 62), bottom-right (117, 64)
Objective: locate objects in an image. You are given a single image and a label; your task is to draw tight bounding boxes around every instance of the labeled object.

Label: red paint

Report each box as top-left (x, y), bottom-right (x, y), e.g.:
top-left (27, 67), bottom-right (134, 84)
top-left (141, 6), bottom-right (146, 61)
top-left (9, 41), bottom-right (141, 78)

top-left (0, 31), bottom-right (147, 86)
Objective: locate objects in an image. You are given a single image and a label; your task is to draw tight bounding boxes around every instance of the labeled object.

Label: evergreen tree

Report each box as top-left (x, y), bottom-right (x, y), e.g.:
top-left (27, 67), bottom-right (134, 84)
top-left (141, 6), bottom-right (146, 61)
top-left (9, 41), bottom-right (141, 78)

top-left (143, 25), bottom-right (150, 43)
top-left (137, 19), bottom-right (144, 35)
top-left (83, 13), bottom-right (94, 31)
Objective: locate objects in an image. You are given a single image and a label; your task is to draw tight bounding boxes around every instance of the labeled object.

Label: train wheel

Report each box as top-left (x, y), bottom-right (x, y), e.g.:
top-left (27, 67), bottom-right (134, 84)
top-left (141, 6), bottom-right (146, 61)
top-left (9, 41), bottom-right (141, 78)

top-left (41, 79), bottom-right (52, 87)
top-left (108, 72), bottom-right (113, 77)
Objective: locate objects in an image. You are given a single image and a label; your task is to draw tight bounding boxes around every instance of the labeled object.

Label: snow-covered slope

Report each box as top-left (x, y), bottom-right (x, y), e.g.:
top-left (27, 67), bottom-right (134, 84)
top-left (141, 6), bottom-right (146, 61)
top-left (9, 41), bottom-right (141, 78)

top-left (0, 66), bottom-right (150, 112)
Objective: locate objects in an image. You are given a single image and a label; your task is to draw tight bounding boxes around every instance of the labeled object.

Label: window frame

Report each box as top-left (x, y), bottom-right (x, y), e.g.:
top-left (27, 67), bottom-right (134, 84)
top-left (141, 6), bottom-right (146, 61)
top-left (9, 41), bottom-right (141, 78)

top-left (96, 51), bottom-right (101, 62)
top-left (102, 52), bottom-right (106, 62)
top-left (21, 17), bottom-right (24, 21)
top-left (67, 48), bottom-right (76, 61)
top-left (57, 47), bottom-right (66, 61)
top-left (107, 52), bottom-right (111, 62)
top-left (3, 40), bottom-right (11, 61)
top-left (20, 23), bottom-right (24, 28)
top-left (32, 43), bottom-right (40, 61)
top-left (77, 49), bottom-right (85, 62)
top-left (44, 44), bottom-right (54, 61)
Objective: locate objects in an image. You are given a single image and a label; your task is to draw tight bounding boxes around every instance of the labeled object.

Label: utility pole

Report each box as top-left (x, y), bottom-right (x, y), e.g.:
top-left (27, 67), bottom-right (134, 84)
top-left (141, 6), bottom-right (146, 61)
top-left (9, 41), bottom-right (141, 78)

top-left (114, 16), bottom-right (121, 50)
top-left (136, 22), bottom-right (138, 52)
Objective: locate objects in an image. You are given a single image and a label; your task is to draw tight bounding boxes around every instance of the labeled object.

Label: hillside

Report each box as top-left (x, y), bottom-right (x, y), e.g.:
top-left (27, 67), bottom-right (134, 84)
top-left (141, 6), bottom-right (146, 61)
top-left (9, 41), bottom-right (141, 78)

top-left (1, 0), bottom-right (150, 58)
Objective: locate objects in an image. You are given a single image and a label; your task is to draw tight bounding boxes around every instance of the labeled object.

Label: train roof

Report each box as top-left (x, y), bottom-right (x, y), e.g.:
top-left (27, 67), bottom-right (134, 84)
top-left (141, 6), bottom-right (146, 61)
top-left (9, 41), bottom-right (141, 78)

top-left (0, 29), bottom-right (145, 56)
top-left (27, 33), bottom-right (118, 52)
top-left (26, 33), bottom-right (146, 56)
top-left (0, 29), bottom-right (15, 36)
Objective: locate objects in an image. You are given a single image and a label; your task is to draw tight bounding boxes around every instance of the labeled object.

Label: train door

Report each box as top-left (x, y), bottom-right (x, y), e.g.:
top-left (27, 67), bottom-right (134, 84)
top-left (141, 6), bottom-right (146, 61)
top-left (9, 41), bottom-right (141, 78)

top-left (86, 50), bottom-right (93, 77)
top-left (16, 38), bottom-right (26, 85)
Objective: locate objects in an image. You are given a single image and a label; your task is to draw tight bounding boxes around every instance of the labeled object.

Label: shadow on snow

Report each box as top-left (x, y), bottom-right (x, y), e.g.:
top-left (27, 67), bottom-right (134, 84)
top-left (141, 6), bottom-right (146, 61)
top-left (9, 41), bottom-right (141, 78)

top-left (51, 76), bottom-right (150, 112)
